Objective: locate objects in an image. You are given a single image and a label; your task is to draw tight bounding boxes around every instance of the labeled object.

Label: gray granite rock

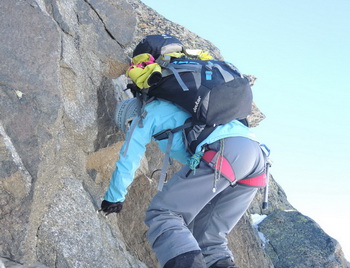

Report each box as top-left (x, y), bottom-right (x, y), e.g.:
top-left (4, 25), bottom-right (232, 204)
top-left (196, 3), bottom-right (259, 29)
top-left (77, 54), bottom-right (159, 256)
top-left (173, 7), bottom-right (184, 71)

top-left (0, 0), bottom-right (349, 267)
top-left (258, 210), bottom-right (349, 268)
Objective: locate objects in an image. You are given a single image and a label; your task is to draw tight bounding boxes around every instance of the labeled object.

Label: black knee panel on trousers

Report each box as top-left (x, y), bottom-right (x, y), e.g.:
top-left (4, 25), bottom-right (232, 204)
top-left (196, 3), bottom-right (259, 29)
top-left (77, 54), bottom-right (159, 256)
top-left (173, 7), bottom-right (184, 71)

top-left (209, 257), bottom-right (238, 268)
top-left (164, 250), bottom-right (206, 268)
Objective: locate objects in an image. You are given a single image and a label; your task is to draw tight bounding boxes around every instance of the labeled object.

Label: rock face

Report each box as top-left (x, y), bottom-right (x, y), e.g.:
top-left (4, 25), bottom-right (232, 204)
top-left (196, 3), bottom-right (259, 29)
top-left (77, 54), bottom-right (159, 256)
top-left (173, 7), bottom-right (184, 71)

top-left (0, 0), bottom-right (349, 268)
top-left (258, 210), bottom-right (349, 268)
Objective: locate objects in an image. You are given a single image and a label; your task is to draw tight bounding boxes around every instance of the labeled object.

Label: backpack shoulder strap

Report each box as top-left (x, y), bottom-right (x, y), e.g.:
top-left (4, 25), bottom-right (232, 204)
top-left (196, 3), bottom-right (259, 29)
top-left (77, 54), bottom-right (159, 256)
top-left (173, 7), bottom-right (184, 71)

top-left (153, 121), bottom-right (192, 191)
top-left (157, 131), bottom-right (174, 191)
top-left (185, 124), bottom-right (215, 154)
top-left (153, 121), bottom-right (192, 141)
top-left (122, 93), bottom-right (154, 157)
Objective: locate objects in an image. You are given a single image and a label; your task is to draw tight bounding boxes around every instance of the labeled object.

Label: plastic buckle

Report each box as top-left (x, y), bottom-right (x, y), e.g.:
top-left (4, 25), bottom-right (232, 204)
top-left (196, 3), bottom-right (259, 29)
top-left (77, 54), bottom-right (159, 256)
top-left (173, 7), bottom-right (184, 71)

top-left (205, 70), bottom-right (212, 80)
top-left (156, 55), bottom-right (171, 68)
top-left (153, 129), bottom-right (171, 141)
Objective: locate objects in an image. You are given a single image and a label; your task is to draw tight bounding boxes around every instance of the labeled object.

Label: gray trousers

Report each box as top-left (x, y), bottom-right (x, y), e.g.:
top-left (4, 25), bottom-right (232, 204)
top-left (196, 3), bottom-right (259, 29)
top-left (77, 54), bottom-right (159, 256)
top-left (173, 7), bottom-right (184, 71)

top-left (145, 137), bottom-right (265, 267)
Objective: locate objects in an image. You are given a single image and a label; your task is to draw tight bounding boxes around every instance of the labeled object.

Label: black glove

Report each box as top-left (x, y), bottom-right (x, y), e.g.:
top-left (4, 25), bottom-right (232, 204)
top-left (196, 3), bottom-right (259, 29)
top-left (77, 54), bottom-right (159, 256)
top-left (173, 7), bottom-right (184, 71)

top-left (126, 83), bottom-right (139, 97)
top-left (147, 71), bottom-right (162, 86)
top-left (100, 200), bottom-right (123, 215)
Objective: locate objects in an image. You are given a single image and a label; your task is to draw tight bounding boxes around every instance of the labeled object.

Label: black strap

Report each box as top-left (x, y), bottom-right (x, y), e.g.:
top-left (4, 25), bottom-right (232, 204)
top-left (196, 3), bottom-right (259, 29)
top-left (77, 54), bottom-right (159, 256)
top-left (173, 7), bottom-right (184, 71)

top-left (153, 121), bottom-right (193, 141)
top-left (186, 125), bottom-right (215, 154)
top-left (153, 118), bottom-right (216, 154)
top-left (157, 132), bottom-right (174, 191)
top-left (238, 118), bottom-right (249, 127)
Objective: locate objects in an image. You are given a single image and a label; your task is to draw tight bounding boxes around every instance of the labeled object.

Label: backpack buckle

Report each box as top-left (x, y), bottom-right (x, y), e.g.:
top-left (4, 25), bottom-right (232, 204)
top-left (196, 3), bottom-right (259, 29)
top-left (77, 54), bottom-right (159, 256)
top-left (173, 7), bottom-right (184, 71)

top-left (156, 54), bottom-right (171, 67)
top-left (153, 129), bottom-right (172, 141)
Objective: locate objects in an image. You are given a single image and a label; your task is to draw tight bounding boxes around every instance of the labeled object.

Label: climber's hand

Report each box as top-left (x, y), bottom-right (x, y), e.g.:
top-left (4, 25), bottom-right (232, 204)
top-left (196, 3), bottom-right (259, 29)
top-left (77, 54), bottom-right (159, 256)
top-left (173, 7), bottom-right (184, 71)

top-left (99, 200), bottom-right (123, 215)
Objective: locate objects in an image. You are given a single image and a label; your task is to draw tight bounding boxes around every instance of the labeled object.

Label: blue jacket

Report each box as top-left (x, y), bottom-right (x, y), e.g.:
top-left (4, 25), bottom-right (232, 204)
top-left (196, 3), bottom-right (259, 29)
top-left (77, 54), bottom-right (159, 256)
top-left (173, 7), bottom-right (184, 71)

top-left (104, 99), bottom-right (258, 202)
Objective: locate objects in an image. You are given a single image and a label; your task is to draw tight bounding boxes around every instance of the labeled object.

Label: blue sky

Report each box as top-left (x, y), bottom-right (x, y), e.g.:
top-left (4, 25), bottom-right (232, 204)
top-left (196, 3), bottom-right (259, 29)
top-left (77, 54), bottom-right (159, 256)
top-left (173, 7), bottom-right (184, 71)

top-left (141, 0), bottom-right (350, 260)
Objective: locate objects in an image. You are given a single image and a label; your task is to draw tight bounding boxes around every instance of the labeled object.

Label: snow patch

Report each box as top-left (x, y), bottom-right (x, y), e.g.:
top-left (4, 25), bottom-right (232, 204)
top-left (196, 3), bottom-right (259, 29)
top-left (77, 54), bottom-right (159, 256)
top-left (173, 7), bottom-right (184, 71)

top-left (251, 214), bottom-right (269, 248)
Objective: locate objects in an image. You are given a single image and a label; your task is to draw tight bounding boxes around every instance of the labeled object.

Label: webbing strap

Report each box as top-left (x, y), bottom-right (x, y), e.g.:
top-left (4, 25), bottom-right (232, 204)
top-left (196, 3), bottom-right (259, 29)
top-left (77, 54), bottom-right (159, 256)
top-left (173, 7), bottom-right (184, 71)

top-left (122, 116), bottom-right (141, 157)
top-left (213, 63), bottom-right (235, 82)
top-left (162, 67), bottom-right (201, 76)
top-left (162, 68), bottom-right (203, 90)
top-left (202, 149), bottom-right (235, 183)
top-left (167, 65), bottom-right (189, 91)
top-left (169, 63), bottom-right (202, 72)
top-left (237, 173), bottom-right (267, 187)
top-left (154, 121), bottom-right (192, 191)
top-left (172, 64), bottom-right (202, 89)
top-left (157, 131), bottom-right (174, 191)
top-left (166, 63), bottom-right (203, 91)
top-left (162, 68), bottom-right (188, 77)
top-left (186, 124), bottom-right (206, 145)
top-left (153, 121), bottom-right (192, 141)
top-left (122, 95), bottom-right (154, 157)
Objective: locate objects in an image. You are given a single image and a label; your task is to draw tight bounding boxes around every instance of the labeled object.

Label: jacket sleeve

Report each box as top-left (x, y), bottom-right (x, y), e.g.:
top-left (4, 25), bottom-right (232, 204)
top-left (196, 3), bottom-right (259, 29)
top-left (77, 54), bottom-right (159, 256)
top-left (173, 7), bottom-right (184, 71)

top-left (104, 116), bottom-right (154, 203)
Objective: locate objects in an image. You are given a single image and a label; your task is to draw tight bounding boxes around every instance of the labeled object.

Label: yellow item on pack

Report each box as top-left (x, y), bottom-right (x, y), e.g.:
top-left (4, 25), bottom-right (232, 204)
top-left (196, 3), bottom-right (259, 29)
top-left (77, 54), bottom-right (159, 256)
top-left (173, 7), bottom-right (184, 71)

top-left (126, 50), bottom-right (213, 89)
top-left (131, 53), bottom-right (154, 65)
top-left (163, 52), bottom-right (186, 59)
top-left (185, 49), bottom-right (214, 60)
top-left (127, 53), bottom-right (162, 89)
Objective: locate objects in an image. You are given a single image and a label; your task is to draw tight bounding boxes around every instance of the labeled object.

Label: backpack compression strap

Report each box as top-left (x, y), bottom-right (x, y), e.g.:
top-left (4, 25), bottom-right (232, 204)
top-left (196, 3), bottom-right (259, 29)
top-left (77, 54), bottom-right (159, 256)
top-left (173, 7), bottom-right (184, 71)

top-left (160, 59), bottom-right (237, 92)
top-left (157, 55), bottom-right (203, 91)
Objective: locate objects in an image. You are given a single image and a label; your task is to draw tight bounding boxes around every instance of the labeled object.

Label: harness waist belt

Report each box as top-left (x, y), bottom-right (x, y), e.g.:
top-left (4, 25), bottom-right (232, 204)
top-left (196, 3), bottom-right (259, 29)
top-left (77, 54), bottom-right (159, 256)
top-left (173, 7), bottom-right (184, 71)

top-left (202, 150), bottom-right (267, 187)
top-left (237, 173), bottom-right (266, 187)
top-left (202, 150), bottom-right (235, 183)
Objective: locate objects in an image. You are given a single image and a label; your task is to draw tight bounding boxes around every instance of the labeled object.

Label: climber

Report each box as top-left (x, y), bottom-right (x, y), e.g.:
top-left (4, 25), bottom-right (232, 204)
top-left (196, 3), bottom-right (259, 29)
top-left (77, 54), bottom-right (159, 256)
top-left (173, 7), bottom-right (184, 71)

top-left (100, 98), bottom-right (267, 268)
top-left (99, 35), bottom-right (268, 268)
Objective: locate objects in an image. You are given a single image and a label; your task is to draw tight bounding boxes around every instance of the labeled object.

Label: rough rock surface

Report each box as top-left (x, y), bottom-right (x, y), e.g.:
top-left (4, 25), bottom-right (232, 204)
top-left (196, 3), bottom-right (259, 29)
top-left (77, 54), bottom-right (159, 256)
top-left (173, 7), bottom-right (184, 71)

top-left (0, 0), bottom-right (349, 267)
top-left (259, 210), bottom-right (349, 268)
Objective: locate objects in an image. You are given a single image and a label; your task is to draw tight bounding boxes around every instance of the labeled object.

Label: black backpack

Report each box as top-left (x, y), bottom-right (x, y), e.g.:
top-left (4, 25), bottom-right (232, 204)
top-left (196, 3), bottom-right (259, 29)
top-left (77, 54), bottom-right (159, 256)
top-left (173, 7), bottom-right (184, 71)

top-left (127, 35), bottom-right (271, 197)
top-left (131, 34), bottom-right (253, 154)
top-left (126, 35), bottom-right (254, 191)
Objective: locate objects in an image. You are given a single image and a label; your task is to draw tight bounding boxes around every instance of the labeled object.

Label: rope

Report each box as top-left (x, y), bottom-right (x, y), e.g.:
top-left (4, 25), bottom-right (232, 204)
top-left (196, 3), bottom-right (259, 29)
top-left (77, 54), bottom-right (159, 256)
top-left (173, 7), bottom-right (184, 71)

top-left (188, 151), bottom-right (204, 174)
top-left (213, 139), bottom-right (225, 193)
